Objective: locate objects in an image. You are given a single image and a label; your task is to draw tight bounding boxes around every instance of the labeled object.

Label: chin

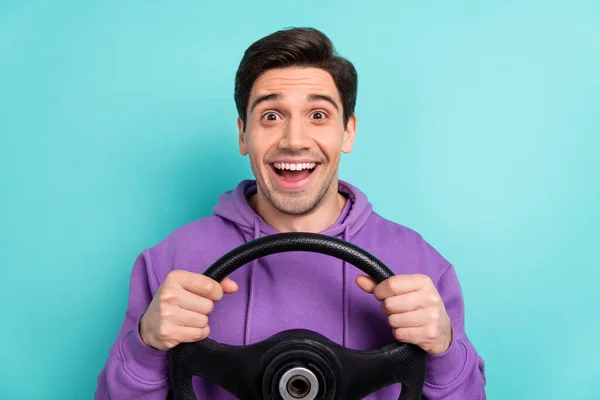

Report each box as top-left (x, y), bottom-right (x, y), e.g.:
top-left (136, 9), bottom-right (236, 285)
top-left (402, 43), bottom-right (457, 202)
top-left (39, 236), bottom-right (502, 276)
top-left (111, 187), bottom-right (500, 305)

top-left (257, 183), bottom-right (315, 215)
top-left (269, 193), bottom-right (319, 215)
top-left (254, 166), bottom-right (332, 215)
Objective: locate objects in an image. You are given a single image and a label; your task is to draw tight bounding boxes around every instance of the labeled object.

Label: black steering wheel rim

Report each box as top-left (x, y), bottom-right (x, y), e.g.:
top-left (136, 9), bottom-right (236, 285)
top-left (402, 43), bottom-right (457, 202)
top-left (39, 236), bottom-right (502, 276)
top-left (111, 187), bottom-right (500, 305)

top-left (168, 232), bottom-right (427, 400)
top-left (202, 232), bottom-right (395, 283)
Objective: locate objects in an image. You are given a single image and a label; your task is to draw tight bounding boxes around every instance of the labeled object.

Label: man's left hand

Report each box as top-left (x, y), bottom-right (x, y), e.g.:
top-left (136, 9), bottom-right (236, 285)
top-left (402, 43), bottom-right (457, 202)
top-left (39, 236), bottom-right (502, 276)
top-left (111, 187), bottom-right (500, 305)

top-left (356, 273), bottom-right (453, 355)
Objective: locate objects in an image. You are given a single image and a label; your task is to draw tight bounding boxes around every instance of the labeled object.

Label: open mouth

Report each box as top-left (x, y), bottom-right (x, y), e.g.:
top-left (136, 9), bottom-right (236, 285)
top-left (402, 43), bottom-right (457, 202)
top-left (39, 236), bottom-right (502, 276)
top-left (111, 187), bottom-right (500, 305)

top-left (270, 162), bottom-right (318, 183)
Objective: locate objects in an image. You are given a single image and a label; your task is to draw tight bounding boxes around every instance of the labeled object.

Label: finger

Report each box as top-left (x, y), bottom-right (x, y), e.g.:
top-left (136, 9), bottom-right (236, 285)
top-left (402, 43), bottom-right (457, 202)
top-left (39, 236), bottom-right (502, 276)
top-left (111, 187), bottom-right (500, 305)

top-left (221, 277), bottom-right (239, 294)
top-left (373, 274), bottom-right (431, 301)
top-left (381, 291), bottom-right (433, 314)
top-left (388, 310), bottom-right (430, 329)
top-left (175, 271), bottom-right (224, 301)
top-left (172, 308), bottom-right (209, 329)
top-left (174, 288), bottom-right (216, 315)
top-left (392, 327), bottom-right (423, 344)
top-left (175, 325), bottom-right (211, 344)
top-left (355, 275), bottom-right (376, 293)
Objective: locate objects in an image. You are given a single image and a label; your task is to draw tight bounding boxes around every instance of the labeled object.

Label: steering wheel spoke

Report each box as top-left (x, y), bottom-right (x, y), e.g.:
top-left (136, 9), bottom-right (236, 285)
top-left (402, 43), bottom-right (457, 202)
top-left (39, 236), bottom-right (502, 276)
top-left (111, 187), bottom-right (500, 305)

top-left (336, 343), bottom-right (427, 400)
top-left (169, 338), bottom-right (267, 399)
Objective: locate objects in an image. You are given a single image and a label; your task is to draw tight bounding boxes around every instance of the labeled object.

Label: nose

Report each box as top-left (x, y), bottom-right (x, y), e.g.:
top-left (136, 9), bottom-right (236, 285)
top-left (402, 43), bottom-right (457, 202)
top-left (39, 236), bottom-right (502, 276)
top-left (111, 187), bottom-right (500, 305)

top-left (278, 116), bottom-right (311, 150)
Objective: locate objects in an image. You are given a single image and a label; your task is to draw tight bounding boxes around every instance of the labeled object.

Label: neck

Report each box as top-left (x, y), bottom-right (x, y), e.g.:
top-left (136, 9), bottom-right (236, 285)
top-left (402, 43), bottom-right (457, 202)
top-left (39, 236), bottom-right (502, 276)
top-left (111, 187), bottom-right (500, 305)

top-left (249, 181), bottom-right (348, 233)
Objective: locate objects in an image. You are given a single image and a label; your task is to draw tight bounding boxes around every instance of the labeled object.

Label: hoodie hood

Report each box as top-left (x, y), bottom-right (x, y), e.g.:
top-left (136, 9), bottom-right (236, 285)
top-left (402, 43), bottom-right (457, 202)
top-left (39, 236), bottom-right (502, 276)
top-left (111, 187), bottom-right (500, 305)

top-left (212, 179), bottom-right (373, 241)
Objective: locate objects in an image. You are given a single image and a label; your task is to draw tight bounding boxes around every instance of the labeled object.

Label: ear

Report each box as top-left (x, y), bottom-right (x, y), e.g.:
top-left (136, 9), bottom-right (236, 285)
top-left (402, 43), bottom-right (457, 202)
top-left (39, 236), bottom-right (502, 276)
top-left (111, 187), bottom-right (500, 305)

top-left (341, 114), bottom-right (357, 154)
top-left (237, 117), bottom-right (248, 156)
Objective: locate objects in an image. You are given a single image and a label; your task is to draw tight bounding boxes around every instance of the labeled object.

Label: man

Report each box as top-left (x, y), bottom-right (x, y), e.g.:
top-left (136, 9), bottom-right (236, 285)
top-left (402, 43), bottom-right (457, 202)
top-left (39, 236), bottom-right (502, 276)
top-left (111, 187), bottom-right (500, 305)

top-left (95, 27), bottom-right (486, 399)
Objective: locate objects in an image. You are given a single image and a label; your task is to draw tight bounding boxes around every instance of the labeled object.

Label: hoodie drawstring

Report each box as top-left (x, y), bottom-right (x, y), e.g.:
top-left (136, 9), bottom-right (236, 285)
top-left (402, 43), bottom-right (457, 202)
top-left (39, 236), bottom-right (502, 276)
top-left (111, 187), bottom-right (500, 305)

top-left (342, 225), bottom-right (350, 348)
top-left (243, 219), bottom-right (261, 345)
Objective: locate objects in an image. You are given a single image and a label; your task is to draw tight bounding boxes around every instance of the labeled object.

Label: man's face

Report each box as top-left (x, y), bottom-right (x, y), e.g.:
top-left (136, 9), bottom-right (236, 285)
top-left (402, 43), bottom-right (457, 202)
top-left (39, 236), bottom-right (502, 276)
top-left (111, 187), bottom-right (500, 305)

top-left (238, 67), bottom-right (356, 215)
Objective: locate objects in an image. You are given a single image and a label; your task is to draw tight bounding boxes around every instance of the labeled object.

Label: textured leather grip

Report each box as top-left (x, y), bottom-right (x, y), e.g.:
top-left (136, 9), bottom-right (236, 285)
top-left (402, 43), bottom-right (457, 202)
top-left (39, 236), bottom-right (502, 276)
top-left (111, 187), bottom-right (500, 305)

top-left (202, 232), bottom-right (395, 283)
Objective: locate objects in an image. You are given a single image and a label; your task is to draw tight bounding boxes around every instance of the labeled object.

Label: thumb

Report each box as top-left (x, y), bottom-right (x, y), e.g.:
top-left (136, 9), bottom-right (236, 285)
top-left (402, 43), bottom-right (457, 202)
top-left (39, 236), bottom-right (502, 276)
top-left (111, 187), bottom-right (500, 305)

top-left (220, 277), bottom-right (239, 294)
top-left (355, 275), bottom-right (376, 294)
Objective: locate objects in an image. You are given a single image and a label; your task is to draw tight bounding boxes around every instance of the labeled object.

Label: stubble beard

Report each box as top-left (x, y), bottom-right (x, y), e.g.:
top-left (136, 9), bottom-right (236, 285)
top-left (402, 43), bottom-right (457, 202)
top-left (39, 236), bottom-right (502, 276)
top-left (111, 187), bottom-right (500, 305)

top-left (250, 155), bottom-right (337, 216)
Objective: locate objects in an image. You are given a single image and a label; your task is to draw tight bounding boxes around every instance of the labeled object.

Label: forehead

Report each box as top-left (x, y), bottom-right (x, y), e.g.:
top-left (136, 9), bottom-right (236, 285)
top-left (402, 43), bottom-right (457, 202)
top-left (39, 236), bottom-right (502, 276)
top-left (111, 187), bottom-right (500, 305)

top-left (250, 67), bottom-right (340, 103)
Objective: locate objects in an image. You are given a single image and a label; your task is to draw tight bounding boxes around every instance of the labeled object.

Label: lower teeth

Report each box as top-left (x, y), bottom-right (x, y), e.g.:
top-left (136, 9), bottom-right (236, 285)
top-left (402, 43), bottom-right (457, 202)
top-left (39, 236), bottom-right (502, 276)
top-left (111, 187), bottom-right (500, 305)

top-left (276, 168), bottom-right (315, 180)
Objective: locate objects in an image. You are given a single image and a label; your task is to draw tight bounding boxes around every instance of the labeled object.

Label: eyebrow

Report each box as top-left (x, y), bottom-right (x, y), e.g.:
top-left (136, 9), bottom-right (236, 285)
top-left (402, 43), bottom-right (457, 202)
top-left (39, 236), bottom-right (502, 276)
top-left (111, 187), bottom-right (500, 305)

top-left (249, 93), bottom-right (340, 113)
top-left (307, 94), bottom-right (339, 111)
top-left (250, 93), bottom-right (281, 113)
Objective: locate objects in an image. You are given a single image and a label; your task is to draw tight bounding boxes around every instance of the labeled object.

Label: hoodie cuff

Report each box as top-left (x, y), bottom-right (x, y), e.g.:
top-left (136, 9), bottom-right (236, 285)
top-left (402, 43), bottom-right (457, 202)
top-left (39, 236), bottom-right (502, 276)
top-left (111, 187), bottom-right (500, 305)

top-left (118, 317), bottom-right (169, 383)
top-left (424, 335), bottom-right (468, 387)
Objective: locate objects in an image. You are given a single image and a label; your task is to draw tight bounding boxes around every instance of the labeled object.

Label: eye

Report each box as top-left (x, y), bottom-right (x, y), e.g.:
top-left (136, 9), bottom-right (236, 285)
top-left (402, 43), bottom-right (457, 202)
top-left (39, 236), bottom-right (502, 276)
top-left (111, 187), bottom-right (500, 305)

top-left (262, 112), bottom-right (280, 121)
top-left (311, 111), bottom-right (327, 120)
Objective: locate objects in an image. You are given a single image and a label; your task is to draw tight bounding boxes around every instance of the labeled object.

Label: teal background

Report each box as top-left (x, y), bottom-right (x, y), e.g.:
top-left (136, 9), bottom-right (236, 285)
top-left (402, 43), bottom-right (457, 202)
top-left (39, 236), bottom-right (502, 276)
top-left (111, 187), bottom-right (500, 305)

top-left (1, 0), bottom-right (599, 398)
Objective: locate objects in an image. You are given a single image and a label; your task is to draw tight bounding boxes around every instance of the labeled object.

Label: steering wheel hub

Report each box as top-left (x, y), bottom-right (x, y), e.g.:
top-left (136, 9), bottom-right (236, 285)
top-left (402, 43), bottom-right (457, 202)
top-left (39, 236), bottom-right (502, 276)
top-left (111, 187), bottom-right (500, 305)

top-left (280, 367), bottom-right (318, 399)
top-left (260, 331), bottom-right (337, 400)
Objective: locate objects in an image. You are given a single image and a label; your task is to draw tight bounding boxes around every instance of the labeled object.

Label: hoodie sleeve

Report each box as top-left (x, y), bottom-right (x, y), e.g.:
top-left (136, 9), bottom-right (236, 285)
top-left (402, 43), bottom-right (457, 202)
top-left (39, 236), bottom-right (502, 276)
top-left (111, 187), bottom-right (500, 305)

top-left (94, 249), bottom-right (171, 399)
top-left (421, 263), bottom-right (487, 399)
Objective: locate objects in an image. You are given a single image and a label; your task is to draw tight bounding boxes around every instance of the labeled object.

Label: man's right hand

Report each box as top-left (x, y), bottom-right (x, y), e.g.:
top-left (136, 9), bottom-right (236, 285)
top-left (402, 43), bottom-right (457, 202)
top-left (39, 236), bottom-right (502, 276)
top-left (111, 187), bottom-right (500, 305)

top-left (139, 270), bottom-right (238, 351)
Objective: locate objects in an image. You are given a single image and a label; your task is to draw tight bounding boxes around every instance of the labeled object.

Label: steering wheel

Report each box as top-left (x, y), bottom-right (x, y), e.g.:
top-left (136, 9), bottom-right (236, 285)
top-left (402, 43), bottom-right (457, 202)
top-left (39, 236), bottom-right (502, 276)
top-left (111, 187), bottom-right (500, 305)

top-left (168, 232), bottom-right (427, 400)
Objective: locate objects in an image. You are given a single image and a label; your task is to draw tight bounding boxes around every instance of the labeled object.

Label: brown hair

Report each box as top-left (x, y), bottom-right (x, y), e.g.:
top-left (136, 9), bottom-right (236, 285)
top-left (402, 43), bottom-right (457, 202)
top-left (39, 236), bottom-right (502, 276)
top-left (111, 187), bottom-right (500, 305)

top-left (234, 27), bottom-right (358, 130)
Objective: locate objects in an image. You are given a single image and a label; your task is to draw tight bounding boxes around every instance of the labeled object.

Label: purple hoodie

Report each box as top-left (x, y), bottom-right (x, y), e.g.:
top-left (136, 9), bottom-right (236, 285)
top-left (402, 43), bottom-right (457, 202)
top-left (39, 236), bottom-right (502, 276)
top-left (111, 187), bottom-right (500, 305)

top-left (95, 179), bottom-right (486, 399)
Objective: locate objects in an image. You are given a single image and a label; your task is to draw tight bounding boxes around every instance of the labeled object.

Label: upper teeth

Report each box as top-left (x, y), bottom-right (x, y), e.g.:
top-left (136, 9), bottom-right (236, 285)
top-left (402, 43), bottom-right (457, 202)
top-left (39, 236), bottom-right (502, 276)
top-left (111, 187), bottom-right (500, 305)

top-left (274, 162), bottom-right (316, 171)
